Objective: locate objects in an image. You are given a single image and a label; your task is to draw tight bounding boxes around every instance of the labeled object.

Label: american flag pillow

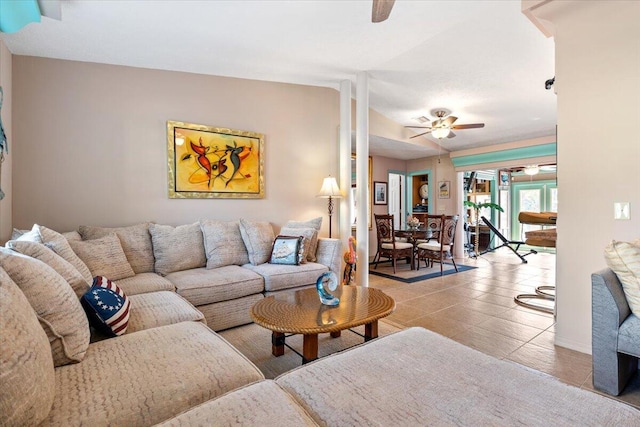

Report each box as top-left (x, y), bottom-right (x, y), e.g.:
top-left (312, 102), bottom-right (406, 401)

top-left (81, 276), bottom-right (131, 337)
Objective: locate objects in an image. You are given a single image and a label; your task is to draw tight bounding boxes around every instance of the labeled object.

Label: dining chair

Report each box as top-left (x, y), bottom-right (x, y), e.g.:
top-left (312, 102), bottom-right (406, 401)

top-left (414, 214), bottom-right (443, 245)
top-left (416, 215), bottom-right (459, 275)
top-left (372, 214), bottom-right (414, 273)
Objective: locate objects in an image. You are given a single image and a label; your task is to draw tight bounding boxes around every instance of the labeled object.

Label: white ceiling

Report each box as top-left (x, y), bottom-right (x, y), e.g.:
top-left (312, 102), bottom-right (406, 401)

top-left (0, 0), bottom-right (557, 160)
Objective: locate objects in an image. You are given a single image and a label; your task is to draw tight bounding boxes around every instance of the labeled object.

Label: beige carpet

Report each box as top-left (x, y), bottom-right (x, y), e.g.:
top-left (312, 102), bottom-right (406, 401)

top-left (219, 320), bottom-right (403, 379)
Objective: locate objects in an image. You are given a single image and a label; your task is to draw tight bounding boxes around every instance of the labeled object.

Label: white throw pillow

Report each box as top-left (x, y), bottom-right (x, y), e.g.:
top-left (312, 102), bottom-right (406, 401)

top-left (200, 220), bottom-right (250, 269)
top-left (604, 239), bottom-right (640, 317)
top-left (284, 217), bottom-right (322, 262)
top-left (69, 233), bottom-right (136, 281)
top-left (149, 223), bottom-right (207, 276)
top-left (239, 219), bottom-right (275, 265)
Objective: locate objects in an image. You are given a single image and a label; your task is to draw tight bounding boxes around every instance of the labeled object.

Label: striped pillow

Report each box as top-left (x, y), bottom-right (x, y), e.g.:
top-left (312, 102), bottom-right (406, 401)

top-left (81, 276), bottom-right (131, 336)
top-left (604, 239), bottom-right (640, 316)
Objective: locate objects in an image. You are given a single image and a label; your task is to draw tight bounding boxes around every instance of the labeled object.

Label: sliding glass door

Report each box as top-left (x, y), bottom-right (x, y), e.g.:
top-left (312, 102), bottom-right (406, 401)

top-left (511, 180), bottom-right (557, 241)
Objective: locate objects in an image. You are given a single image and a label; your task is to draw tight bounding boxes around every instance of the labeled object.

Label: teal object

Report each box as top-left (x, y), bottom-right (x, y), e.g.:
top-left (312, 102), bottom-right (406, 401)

top-left (316, 271), bottom-right (340, 306)
top-left (451, 143), bottom-right (557, 168)
top-left (0, 0), bottom-right (41, 33)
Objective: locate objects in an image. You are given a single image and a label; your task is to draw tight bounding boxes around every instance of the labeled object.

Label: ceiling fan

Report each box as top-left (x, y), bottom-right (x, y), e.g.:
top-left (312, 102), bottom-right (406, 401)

top-left (406, 109), bottom-right (485, 139)
top-left (372, 0), bottom-right (395, 23)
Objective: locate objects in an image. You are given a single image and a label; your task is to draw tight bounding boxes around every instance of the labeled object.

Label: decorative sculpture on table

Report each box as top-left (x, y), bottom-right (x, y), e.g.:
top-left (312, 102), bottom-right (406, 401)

top-left (316, 271), bottom-right (340, 306)
top-left (0, 87), bottom-right (7, 200)
top-left (342, 236), bottom-right (357, 286)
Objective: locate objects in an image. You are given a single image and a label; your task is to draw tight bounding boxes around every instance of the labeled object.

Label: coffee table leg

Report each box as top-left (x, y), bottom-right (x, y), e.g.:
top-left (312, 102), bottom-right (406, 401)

top-left (364, 320), bottom-right (379, 342)
top-left (272, 332), bottom-right (285, 357)
top-left (330, 331), bottom-right (341, 338)
top-left (302, 334), bottom-right (319, 364)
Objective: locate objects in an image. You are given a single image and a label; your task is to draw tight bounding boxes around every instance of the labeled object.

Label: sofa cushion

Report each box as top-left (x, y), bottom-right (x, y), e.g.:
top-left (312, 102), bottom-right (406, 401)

top-left (69, 233), bottom-right (136, 281)
top-left (43, 322), bottom-right (264, 426)
top-left (114, 272), bottom-right (175, 295)
top-left (37, 224), bottom-right (93, 284)
top-left (6, 240), bottom-right (90, 298)
top-left (244, 262), bottom-right (328, 292)
top-left (79, 223), bottom-right (154, 274)
top-left (618, 313), bottom-right (640, 358)
top-left (126, 291), bottom-right (205, 333)
top-left (280, 226), bottom-right (318, 263)
top-left (81, 276), bottom-right (131, 337)
top-left (168, 266), bottom-right (264, 306)
top-left (269, 235), bottom-right (304, 265)
top-left (150, 222), bottom-right (207, 276)
top-left (604, 239), bottom-right (640, 317)
top-left (200, 219), bottom-right (250, 269)
top-left (239, 218), bottom-right (275, 265)
top-left (284, 217), bottom-right (322, 262)
top-left (156, 380), bottom-right (318, 427)
top-left (0, 268), bottom-right (56, 427)
top-left (0, 248), bottom-right (90, 367)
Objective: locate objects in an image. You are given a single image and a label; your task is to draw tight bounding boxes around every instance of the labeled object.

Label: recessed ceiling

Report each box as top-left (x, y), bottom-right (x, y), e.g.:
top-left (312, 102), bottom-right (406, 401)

top-left (0, 0), bottom-right (557, 159)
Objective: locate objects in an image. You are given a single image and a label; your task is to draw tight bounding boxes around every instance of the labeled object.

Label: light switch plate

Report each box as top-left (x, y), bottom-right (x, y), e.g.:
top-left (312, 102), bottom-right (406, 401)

top-left (614, 202), bottom-right (630, 220)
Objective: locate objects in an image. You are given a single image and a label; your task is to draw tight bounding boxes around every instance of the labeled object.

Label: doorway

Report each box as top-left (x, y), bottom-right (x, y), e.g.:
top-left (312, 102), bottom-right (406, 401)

top-left (511, 180), bottom-right (558, 242)
top-left (388, 172), bottom-right (405, 229)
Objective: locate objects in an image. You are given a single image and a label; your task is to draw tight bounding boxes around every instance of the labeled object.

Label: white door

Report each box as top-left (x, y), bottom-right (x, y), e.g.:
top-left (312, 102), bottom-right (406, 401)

top-left (388, 173), bottom-right (404, 229)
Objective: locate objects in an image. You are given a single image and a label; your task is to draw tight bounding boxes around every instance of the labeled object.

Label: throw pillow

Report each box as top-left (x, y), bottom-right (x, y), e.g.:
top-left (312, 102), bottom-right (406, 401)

top-left (36, 224), bottom-right (93, 284)
top-left (69, 233), bottom-right (135, 281)
top-left (269, 235), bottom-right (304, 265)
top-left (81, 276), bottom-right (131, 337)
top-left (284, 217), bottom-right (322, 262)
top-left (78, 223), bottom-right (154, 274)
top-left (12, 225), bottom-right (41, 242)
top-left (0, 248), bottom-right (90, 367)
top-left (149, 223), bottom-right (207, 276)
top-left (604, 240), bottom-right (640, 316)
top-left (0, 268), bottom-right (56, 426)
top-left (239, 219), bottom-right (275, 265)
top-left (6, 240), bottom-right (91, 298)
top-left (200, 219), bottom-right (250, 269)
top-left (279, 226), bottom-right (318, 264)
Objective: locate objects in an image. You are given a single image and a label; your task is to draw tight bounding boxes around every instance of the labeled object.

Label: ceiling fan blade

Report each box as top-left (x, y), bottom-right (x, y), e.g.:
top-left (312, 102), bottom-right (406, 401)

top-left (410, 130), bottom-right (432, 139)
top-left (442, 116), bottom-right (458, 127)
top-left (372, 0), bottom-right (395, 23)
top-left (405, 125), bottom-right (433, 129)
top-left (451, 123), bottom-right (485, 130)
top-left (447, 131), bottom-right (457, 139)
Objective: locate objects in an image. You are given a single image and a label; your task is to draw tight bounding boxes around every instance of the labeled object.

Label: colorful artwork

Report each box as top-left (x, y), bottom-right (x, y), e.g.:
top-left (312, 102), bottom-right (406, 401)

top-left (167, 121), bottom-right (264, 198)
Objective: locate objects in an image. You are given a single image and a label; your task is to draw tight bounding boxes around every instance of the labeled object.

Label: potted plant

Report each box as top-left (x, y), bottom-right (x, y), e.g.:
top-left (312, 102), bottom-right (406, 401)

top-left (463, 200), bottom-right (504, 257)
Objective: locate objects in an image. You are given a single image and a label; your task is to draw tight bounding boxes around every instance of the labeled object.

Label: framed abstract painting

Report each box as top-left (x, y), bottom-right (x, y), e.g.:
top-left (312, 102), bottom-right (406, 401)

top-left (167, 121), bottom-right (264, 198)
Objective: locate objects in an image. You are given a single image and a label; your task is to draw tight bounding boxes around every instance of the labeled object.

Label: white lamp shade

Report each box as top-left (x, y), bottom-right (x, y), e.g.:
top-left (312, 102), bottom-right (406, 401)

top-left (432, 127), bottom-right (451, 139)
top-left (317, 176), bottom-right (343, 198)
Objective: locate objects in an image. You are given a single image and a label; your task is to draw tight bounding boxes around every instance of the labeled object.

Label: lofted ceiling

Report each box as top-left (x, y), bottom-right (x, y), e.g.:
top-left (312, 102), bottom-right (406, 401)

top-left (0, 0), bottom-right (556, 160)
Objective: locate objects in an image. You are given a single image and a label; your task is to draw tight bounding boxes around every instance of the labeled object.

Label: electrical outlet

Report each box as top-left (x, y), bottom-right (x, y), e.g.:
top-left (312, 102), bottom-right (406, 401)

top-left (614, 202), bottom-right (630, 220)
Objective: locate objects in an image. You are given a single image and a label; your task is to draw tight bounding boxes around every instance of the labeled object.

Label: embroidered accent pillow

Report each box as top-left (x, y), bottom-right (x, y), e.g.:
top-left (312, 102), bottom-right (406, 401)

top-left (269, 236), bottom-right (304, 265)
top-left (81, 276), bottom-right (131, 337)
top-left (284, 217), bottom-right (322, 261)
top-left (69, 233), bottom-right (135, 281)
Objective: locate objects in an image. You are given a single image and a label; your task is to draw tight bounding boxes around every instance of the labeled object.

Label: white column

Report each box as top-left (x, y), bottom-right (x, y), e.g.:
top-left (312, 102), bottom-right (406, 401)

top-left (339, 80), bottom-right (352, 248)
top-left (454, 171), bottom-right (465, 261)
top-left (356, 72), bottom-right (369, 287)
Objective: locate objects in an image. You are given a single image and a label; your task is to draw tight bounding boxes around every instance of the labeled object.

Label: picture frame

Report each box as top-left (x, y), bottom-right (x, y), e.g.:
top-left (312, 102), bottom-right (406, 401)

top-left (167, 121), bottom-right (264, 198)
top-left (438, 181), bottom-right (450, 199)
top-left (374, 181), bottom-right (388, 205)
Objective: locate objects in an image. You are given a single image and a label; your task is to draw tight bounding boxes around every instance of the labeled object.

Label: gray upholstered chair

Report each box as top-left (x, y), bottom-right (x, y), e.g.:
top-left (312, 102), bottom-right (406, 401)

top-left (591, 268), bottom-right (640, 395)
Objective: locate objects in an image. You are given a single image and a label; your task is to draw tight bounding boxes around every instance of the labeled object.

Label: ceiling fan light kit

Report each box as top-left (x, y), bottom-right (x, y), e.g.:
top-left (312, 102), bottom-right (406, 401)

top-left (524, 165), bottom-right (540, 176)
top-left (432, 127), bottom-right (451, 139)
top-left (405, 108), bottom-right (485, 140)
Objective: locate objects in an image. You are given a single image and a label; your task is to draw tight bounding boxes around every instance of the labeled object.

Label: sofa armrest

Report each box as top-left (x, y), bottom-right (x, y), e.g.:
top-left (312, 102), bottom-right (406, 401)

top-left (315, 238), bottom-right (343, 276)
top-left (591, 268), bottom-right (637, 395)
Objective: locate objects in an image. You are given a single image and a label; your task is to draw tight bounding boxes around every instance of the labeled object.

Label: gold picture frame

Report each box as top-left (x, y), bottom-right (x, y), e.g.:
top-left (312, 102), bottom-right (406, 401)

top-left (167, 121), bottom-right (264, 198)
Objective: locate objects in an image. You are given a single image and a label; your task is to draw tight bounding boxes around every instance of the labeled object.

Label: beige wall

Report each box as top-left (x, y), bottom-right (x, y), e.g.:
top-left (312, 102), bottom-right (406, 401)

top-left (12, 56), bottom-right (343, 238)
top-left (0, 41), bottom-right (11, 243)
top-left (528, 0), bottom-right (640, 352)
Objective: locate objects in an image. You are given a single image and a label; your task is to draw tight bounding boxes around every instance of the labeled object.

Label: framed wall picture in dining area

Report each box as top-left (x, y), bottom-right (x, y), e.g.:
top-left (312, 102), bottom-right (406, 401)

top-left (374, 181), bottom-right (388, 205)
top-left (438, 181), bottom-right (450, 199)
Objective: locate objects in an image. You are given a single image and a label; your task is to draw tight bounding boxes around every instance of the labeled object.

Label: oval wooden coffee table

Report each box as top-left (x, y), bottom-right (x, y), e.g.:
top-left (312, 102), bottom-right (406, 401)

top-left (250, 286), bottom-right (395, 364)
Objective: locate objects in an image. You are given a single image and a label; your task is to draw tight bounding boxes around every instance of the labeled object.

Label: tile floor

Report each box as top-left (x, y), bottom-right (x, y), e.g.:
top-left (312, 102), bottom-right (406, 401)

top-left (370, 247), bottom-right (640, 410)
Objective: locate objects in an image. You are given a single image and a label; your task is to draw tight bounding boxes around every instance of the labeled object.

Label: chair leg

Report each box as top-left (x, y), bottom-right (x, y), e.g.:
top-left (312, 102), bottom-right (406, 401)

top-left (451, 257), bottom-right (458, 272)
top-left (372, 252), bottom-right (380, 269)
top-left (439, 257), bottom-right (444, 276)
top-left (391, 256), bottom-right (397, 274)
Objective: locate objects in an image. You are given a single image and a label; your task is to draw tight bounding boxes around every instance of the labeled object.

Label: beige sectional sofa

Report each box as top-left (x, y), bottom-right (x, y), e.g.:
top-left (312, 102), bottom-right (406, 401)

top-left (2, 221), bottom-right (639, 426)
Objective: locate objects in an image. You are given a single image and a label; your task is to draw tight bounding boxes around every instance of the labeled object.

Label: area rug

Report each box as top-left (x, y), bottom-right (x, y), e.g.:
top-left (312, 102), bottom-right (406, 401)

top-left (219, 320), bottom-right (402, 379)
top-left (369, 260), bottom-right (476, 283)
